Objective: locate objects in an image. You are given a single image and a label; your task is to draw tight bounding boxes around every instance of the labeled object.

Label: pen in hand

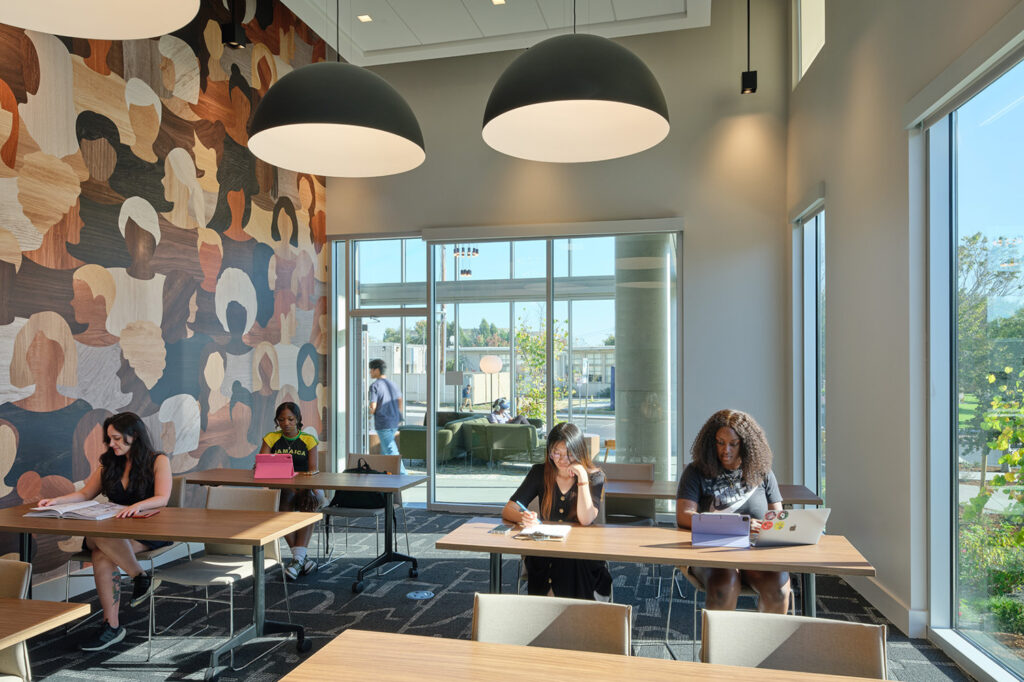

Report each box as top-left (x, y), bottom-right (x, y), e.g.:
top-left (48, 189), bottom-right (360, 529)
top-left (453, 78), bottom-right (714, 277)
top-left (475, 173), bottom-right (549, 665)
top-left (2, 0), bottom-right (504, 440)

top-left (514, 500), bottom-right (538, 527)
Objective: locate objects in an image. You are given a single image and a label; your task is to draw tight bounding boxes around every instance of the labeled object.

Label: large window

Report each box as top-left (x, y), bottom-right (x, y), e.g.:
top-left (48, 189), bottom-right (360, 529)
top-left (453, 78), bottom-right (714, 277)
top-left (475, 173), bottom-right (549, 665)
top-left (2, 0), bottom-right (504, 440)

top-left (942, 57), bottom-right (1024, 674)
top-left (797, 210), bottom-right (827, 499)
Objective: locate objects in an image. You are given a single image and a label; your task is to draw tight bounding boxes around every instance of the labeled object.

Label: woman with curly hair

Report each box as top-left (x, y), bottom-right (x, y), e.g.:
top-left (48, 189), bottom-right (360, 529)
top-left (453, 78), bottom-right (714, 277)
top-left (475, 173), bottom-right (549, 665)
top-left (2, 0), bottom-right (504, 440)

top-left (675, 409), bottom-right (791, 612)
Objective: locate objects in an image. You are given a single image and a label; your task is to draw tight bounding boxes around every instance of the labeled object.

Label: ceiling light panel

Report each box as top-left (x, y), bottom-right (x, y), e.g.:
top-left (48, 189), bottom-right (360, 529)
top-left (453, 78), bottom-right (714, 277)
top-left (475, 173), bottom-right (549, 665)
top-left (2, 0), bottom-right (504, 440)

top-left (346, 0), bottom-right (420, 52)
top-left (464, 0), bottom-right (547, 37)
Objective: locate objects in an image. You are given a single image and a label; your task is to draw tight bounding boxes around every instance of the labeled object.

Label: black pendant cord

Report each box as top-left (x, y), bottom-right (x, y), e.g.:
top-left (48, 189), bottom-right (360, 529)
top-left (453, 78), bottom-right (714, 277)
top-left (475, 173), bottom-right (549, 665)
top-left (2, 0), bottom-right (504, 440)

top-left (573, 0), bottom-right (576, 34)
top-left (336, 0), bottom-right (340, 63)
top-left (746, 0), bottom-right (751, 71)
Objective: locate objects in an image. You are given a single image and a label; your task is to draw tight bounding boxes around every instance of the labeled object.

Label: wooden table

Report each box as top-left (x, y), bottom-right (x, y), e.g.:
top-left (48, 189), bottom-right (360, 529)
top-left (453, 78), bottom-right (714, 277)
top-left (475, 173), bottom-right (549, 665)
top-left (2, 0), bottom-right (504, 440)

top-left (185, 468), bottom-right (429, 593)
top-left (603, 480), bottom-right (823, 506)
top-left (0, 597), bottom-right (90, 649)
top-left (0, 504), bottom-right (319, 677)
top-left (435, 518), bottom-right (873, 617)
top-left (602, 480), bottom-right (824, 610)
top-left (281, 629), bottom-right (881, 682)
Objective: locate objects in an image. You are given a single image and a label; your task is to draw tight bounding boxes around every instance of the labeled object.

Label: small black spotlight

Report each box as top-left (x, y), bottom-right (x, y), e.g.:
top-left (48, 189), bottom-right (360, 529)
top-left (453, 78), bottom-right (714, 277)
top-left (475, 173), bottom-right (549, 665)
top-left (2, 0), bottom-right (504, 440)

top-left (741, 70), bottom-right (757, 94)
top-left (221, 0), bottom-right (249, 49)
top-left (741, 0), bottom-right (756, 94)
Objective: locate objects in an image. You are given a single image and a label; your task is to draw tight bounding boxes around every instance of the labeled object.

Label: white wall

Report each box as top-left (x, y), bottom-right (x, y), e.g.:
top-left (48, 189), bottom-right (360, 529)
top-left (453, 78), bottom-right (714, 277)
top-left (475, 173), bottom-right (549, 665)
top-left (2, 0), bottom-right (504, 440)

top-left (786, 0), bottom-right (1021, 637)
top-left (327, 0), bottom-right (794, 474)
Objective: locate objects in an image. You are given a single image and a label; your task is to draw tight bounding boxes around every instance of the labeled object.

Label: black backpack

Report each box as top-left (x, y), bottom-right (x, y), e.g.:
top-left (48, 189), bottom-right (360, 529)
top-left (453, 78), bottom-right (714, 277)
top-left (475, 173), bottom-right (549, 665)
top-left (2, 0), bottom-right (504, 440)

top-left (329, 457), bottom-right (388, 508)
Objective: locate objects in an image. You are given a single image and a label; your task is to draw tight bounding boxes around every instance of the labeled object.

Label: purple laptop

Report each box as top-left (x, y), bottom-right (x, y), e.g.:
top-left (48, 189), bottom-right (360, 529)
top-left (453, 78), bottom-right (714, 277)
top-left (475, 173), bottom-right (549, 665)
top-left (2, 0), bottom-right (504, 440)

top-left (691, 513), bottom-right (751, 548)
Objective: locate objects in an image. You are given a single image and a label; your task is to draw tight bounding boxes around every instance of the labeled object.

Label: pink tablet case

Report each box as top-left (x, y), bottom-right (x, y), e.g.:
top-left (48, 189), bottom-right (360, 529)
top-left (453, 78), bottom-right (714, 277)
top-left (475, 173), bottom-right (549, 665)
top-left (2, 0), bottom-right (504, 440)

top-left (254, 453), bottom-right (296, 479)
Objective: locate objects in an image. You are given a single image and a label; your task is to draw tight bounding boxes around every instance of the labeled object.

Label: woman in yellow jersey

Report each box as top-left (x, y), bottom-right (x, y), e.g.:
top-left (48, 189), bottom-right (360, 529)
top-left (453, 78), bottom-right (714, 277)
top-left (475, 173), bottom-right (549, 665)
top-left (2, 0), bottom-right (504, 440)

top-left (260, 401), bottom-right (324, 579)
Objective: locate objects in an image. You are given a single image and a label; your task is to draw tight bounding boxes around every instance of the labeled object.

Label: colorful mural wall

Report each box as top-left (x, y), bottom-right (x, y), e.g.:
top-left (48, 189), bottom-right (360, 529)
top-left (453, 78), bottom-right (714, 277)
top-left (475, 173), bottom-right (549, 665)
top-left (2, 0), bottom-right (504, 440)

top-left (0, 0), bottom-right (329, 578)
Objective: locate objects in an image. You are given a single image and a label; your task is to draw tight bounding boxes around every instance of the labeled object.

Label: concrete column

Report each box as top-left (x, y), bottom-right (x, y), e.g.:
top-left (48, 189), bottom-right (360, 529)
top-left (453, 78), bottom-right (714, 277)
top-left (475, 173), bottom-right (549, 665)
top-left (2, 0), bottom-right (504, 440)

top-left (614, 234), bottom-right (672, 480)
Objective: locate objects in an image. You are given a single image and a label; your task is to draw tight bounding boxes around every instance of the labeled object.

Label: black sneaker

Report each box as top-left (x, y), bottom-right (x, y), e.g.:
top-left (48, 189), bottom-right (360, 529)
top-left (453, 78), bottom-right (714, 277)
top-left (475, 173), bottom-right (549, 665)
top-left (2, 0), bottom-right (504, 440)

top-left (298, 558), bottom-right (317, 576)
top-left (80, 623), bottom-right (125, 651)
top-left (129, 571), bottom-right (160, 607)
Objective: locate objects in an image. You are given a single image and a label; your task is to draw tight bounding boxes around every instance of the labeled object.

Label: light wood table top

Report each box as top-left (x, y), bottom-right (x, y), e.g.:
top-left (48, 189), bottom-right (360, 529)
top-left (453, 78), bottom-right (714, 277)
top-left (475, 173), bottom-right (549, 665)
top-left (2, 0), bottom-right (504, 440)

top-left (436, 517), bottom-right (874, 577)
top-left (281, 629), bottom-right (880, 682)
top-left (604, 480), bottom-right (823, 506)
top-left (186, 468), bottom-right (428, 493)
top-left (0, 598), bottom-right (90, 649)
top-left (0, 504), bottom-right (319, 546)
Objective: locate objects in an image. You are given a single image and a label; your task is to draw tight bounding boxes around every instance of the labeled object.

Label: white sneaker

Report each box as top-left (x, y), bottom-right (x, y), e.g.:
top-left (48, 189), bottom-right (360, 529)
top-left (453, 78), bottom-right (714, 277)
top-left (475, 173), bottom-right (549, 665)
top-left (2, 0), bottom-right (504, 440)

top-left (284, 558), bottom-right (301, 581)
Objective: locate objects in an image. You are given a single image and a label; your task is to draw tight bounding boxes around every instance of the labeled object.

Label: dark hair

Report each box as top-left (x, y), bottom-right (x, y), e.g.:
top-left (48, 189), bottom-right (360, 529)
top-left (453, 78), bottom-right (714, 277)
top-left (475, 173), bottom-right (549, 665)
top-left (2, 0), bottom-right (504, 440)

top-left (275, 402), bottom-right (303, 430)
top-left (691, 409), bottom-right (774, 488)
top-left (491, 398), bottom-right (507, 412)
top-left (99, 412), bottom-right (161, 502)
top-left (369, 358), bottom-right (386, 374)
top-left (540, 422), bottom-right (599, 520)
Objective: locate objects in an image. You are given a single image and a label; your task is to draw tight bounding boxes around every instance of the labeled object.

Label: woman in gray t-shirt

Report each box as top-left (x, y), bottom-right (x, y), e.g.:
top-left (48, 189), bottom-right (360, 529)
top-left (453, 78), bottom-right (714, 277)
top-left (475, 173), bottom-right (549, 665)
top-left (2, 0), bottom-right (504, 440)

top-left (675, 409), bottom-right (791, 613)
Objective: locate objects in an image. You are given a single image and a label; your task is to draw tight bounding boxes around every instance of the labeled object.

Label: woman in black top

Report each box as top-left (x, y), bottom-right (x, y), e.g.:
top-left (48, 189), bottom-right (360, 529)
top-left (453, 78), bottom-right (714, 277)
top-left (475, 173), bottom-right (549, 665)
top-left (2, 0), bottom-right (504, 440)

top-left (675, 409), bottom-right (790, 612)
top-left (502, 422), bottom-right (611, 600)
top-left (38, 412), bottom-right (171, 651)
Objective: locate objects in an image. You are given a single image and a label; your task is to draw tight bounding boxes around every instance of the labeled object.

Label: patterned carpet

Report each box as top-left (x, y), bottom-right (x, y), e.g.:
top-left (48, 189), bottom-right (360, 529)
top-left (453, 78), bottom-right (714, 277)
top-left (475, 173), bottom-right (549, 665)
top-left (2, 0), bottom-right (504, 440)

top-left (26, 509), bottom-right (973, 681)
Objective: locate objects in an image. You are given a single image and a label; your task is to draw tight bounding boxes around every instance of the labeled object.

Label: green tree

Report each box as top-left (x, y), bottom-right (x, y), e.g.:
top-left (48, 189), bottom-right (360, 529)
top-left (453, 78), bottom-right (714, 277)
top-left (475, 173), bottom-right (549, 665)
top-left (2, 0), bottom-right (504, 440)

top-left (957, 233), bottom-right (1024, 462)
top-left (514, 317), bottom-right (568, 420)
top-left (603, 334), bottom-right (615, 346)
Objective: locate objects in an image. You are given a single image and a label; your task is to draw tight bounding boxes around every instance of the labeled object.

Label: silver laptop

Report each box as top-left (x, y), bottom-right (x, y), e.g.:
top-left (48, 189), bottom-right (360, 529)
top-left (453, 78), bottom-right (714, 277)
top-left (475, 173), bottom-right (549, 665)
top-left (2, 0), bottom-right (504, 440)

top-left (752, 508), bottom-right (831, 546)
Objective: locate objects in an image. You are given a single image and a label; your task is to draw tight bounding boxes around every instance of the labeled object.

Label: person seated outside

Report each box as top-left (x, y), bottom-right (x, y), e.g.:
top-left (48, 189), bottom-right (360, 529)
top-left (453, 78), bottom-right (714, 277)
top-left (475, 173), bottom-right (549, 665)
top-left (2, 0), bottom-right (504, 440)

top-left (487, 398), bottom-right (530, 425)
top-left (675, 408), bottom-right (791, 613)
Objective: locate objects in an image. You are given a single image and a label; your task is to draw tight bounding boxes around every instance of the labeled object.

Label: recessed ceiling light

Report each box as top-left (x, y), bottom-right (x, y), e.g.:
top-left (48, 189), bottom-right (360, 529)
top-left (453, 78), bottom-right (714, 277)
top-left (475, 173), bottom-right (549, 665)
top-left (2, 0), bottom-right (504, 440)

top-left (357, 14), bottom-right (372, 22)
top-left (492, 0), bottom-right (506, 5)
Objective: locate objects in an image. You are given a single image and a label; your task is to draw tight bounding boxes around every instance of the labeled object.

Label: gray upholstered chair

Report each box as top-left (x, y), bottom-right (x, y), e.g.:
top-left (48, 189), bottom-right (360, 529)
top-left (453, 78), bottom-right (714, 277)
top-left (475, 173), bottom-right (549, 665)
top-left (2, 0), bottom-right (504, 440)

top-left (664, 564), bottom-right (795, 660)
top-left (0, 559), bottom-right (32, 681)
top-left (701, 609), bottom-right (888, 678)
top-left (472, 592), bottom-right (632, 655)
top-left (147, 487), bottom-right (288, 663)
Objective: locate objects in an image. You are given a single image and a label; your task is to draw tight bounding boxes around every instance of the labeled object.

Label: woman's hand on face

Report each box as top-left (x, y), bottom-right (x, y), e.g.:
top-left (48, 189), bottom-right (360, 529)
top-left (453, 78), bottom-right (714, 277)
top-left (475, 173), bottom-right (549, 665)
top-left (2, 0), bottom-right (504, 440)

top-left (568, 463), bottom-right (589, 485)
top-left (116, 504), bottom-right (145, 519)
top-left (520, 510), bottom-right (539, 527)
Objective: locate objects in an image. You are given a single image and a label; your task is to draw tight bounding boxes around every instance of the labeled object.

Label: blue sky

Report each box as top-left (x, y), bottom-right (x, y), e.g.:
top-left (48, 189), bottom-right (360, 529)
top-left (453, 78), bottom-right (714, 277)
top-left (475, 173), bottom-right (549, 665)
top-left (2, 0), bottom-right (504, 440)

top-left (957, 58), bottom-right (1024, 321)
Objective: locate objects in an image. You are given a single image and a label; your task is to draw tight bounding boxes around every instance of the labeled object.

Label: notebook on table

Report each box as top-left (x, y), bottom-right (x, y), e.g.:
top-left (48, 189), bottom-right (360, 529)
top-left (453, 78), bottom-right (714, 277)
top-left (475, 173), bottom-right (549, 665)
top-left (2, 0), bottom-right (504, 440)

top-left (691, 512), bottom-right (750, 548)
top-left (25, 501), bottom-right (125, 520)
top-left (513, 523), bottom-right (571, 541)
top-left (752, 508), bottom-right (831, 546)
top-left (254, 453), bottom-right (296, 479)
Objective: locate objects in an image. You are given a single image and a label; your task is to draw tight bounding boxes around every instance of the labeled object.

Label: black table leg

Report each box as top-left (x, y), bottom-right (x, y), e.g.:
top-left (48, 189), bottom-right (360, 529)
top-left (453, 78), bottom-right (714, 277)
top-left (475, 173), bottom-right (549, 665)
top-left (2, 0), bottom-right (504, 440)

top-left (352, 492), bottom-right (418, 592)
top-left (206, 544), bottom-right (309, 680)
top-left (802, 573), bottom-right (817, 617)
top-left (489, 552), bottom-right (502, 593)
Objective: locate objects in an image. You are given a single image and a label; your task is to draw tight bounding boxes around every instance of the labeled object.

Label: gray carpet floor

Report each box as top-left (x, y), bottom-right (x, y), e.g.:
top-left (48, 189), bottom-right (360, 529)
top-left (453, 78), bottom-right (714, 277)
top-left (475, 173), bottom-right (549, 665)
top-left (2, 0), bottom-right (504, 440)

top-left (26, 509), bottom-right (973, 681)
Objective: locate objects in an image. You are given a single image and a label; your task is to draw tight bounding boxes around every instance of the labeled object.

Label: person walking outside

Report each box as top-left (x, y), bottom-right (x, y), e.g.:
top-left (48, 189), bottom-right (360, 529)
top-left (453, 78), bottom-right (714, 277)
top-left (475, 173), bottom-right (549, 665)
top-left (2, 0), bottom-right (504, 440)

top-left (368, 358), bottom-right (405, 472)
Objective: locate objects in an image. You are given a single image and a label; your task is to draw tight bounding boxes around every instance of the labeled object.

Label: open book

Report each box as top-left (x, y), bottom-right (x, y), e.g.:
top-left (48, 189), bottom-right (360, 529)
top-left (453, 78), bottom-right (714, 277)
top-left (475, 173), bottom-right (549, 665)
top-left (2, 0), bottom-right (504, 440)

top-left (25, 501), bottom-right (125, 521)
top-left (514, 523), bottom-right (571, 541)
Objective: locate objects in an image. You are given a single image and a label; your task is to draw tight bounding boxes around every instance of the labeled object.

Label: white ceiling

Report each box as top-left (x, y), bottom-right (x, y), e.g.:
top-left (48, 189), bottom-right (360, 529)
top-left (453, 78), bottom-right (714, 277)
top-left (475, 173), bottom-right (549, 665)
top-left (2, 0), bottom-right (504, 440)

top-left (282, 0), bottom-right (711, 66)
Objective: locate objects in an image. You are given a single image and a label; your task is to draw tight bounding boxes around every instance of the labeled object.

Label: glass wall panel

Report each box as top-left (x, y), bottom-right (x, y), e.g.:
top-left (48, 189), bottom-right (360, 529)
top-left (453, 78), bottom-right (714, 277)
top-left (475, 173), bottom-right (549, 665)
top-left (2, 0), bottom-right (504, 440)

top-left (950, 58), bottom-right (1024, 673)
top-left (353, 237), bottom-right (425, 308)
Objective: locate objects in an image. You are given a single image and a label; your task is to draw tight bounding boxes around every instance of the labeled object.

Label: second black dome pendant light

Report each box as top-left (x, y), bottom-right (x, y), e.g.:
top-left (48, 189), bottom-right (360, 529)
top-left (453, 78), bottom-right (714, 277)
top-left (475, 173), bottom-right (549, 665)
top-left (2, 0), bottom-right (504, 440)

top-left (482, 2), bottom-right (670, 163)
top-left (248, 0), bottom-right (424, 177)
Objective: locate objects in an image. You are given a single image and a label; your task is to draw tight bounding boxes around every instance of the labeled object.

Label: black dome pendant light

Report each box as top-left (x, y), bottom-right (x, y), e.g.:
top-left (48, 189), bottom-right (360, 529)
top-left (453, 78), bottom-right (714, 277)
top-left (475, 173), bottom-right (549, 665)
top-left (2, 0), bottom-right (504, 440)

top-left (248, 0), bottom-right (424, 177)
top-left (482, 2), bottom-right (669, 163)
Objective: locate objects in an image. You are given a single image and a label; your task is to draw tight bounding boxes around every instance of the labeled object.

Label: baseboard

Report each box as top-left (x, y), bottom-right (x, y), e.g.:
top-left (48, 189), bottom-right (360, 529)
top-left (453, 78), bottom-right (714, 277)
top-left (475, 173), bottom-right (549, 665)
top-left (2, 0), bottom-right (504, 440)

top-left (30, 543), bottom-right (200, 602)
top-left (846, 575), bottom-right (928, 638)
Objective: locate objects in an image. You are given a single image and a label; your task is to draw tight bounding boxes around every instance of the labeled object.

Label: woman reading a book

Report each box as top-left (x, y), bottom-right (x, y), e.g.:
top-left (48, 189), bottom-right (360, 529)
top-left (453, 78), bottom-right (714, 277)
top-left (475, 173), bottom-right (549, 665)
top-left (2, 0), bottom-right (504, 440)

top-left (675, 408), bottom-right (791, 613)
top-left (37, 411), bottom-right (171, 651)
top-left (501, 422), bottom-right (611, 600)
top-left (259, 401), bottom-right (324, 581)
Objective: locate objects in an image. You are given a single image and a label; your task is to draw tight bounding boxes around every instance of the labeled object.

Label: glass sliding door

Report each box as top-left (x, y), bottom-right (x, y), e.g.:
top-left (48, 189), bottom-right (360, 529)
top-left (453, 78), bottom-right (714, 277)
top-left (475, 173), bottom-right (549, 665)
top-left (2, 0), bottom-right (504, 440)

top-left (428, 231), bottom-right (680, 509)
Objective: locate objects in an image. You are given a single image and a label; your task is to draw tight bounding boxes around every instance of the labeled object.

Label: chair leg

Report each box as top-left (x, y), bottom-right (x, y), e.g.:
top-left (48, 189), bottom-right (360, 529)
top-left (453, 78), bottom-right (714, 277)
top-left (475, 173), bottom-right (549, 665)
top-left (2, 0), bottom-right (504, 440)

top-left (663, 567), bottom-right (678, 659)
top-left (281, 563), bottom-right (292, 622)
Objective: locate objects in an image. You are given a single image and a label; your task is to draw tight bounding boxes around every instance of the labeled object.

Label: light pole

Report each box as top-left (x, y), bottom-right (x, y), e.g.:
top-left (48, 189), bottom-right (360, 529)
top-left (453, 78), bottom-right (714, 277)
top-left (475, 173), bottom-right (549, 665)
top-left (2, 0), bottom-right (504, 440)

top-left (480, 354), bottom-right (502, 406)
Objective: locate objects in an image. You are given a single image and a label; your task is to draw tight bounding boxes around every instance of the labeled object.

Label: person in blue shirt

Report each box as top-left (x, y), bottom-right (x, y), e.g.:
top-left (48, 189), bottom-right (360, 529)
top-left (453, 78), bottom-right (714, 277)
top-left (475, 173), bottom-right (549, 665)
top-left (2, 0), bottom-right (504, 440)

top-left (368, 359), bottom-right (405, 472)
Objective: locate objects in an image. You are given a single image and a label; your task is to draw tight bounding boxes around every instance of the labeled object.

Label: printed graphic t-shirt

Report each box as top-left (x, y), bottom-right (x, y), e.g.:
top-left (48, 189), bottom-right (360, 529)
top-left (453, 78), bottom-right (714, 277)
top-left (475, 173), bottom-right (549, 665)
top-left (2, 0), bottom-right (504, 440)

top-left (676, 462), bottom-right (782, 520)
top-left (262, 430), bottom-right (319, 472)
